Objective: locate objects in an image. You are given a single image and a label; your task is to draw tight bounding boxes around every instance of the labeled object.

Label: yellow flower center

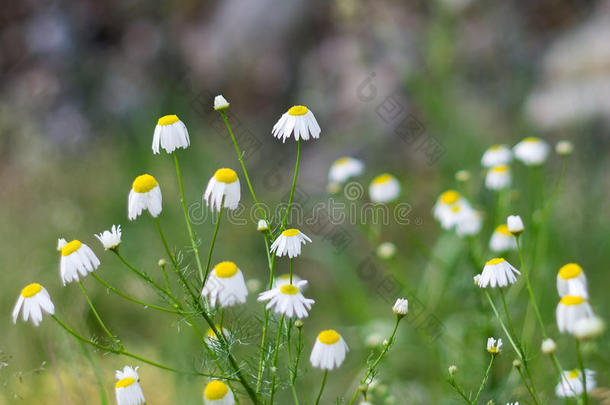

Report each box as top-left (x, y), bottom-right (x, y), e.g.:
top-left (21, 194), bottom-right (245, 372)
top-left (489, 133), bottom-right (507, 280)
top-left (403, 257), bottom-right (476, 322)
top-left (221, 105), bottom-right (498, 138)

top-left (61, 240), bottom-right (82, 256)
top-left (206, 325), bottom-right (225, 339)
top-left (288, 105), bottom-right (308, 116)
top-left (204, 380), bottom-right (229, 400)
top-left (558, 263), bottom-right (583, 280)
top-left (282, 229), bottom-right (300, 237)
top-left (495, 224), bottom-right (511, 236)
top-left (486, 258), bottom-right (505, 266)
top-left (560, 296), bottom-right (585, 306)
top-left (334, 157), bottom-right (351, 166)
top-left (280, 285), bottom-right (299, 295)
top-left (115, 377), bottom-right (135, 389)
top-left (488, 346), bottom-right (500, 354)
top-left (523, 137), bottom-right (539, 143)
top-left (568, 369), bottom-right (580, 379)
top-left (440, 190), bottom-right (460, 205)
top-left (21, 283), bottom-right (42, 298)
top-left (491, 165), bottom-right (509, 173)
top-left (157, 115), bottom-right (179, 126)
top-left (214, 261), bottom-right (238, 278)
top-left (372, 173), bottom-right (393, 185)
top-left (132, 174), bottom-right (158, 193)
top-left (214, 168), bottom-right (238, 184)
top-left (451, 205), bottom-right (462, 213)
top-left (489, 145), bottom-right (502, 150)
top-left (318, 329), bottom-right (340, 345)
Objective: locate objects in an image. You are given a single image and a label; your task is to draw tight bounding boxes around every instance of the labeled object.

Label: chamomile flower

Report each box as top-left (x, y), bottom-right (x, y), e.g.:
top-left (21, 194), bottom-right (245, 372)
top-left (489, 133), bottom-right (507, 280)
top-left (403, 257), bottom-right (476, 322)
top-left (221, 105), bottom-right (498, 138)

top-left (95, 225), bottom-right (121, 250)
top-left (485, 165), bottom-right (511, 190)
top-left (574, 316), bottom-right (605, 339)
top-left (477, 258), bottom-right (520, 288)
top-left (328, 157), bottom-right (364, 185)
top-left (128, 174), bottom-right (162, 220)
top-left (557, 263), bottom-right (588, 298)
top-left (257, 280), bottom-right (314, 319)
top-left (513, 137), bottom-right (549, 166)
top-left (310, 329), bottom-right (349, 370)
top-left (555, 369), bottom-right (596, 398)
top-left (369, 173), bottom-right (400, 203)
top-left (272, 105), bottom-right (321, 143)
top-left (203, 380), bottom-right (235, 405)
top-left (152, 114), bottom-right (190, 154)
top-left (486, 337), bottom-right (503, 354)
top-left (481, 145), bottom-right (512, 167)
top-left (204, 168), bottom-right (241, 212)
top-left (115, 366), bottom-right (145, 405)
top-left (455, 207), bottom-right (482, 237)
top-left (433, 190), bottom-right (471, 229)
top-left (556, 295), bottom-right (594, 334)
top-left (269, 229), bottom-right (311, 258)
top-left (489, 224), bottom-right (517, 253)
top-left (201, 261), bottom-right (248, 308)
top-left (12, 283), bottom-right (55, 326)
top-left (58, 239), bottom-right (100, 285)
top-left (273, 273), bottom-right (303, 289)
top-left (205, 325), bottom-right (231, 345)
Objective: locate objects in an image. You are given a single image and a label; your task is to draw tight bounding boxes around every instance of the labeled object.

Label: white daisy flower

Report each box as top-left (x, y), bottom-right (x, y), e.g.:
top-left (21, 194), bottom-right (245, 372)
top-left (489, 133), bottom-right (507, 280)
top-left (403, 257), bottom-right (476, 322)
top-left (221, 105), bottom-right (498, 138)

top-left (557, 263), bottom-right (588, 298)
top-left (455, 207), bottom-right (482, 237)
top-left (574, 316), bottom-right (605, 339)
top-left (485, 165), bottom-right (511, 190)
top-left (12, 283), bottom-right (55, 326)
top-left (269, 229), bottom-right (311, 258)
top-left (481, 144), bottom-right (512, 167)
top-left (214, 95), bottom-right (230, 111)
top-left (59, 239), bottom-right (100, 285)
top-left (257, 280), bottom-right (314, 319)
top-left (201, 261), bottom-right (248, 308)
top-left (513, 137), bottom-right (549, 166)
top-left (115, 366), bottom-right (145, 405)
top-left (95, 225), bottom-right (122, 250)
top-left (328, 157), bottom-right (364, 185)
top-left (273, 273), bottom-right (303, 289)
top-left (541, 338), bottom-right (557, 354)
top-left (272, 105), bottom-right (321, 143)
top-left (507, 215), bottom-right (524, 235)
top-left (392, 298), bottom-right (408, 316)
top-left (486, 337), bottom-right (503, 354)
top-left (369, 173), bottom-right (400, 203)
top-left (477, 258), bottom-right (520, 288)
top-left (310, 329), bottom-right (349, 370)
top-left (489, 224), bottom-right (517, 253)
top-left (555, 369), bottom-right (596, 398)
top-left (204, 168), bottom-right (241, 212)
top-left (128, 174), bottom-right (162, 220)
top-left (205, 325), bottom-right (232, 345)
top-left (152, 114), bottom-right (190, 154)
top-left (433, 190), bottom-right (471, 229)
top-left (203, 380), bottom-right (235, 405)
top-left (556, 295), bottom-right (594, 334)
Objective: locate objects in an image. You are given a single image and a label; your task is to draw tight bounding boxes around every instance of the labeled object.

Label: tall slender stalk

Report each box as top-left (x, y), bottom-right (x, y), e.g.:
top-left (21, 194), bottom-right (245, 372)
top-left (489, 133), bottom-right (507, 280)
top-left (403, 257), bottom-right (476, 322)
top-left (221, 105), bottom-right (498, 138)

top-left (515, 236), bottom-right (547, 337)
top-left (576, 339), bottom-right (589, 405)
top-left (314, 370), bottom-right (328, 405)
top-left (472, 355), bottom-right (495, 404)
top-left (76, 280), bottom-right (122, 350)
top-left (202, 196), bottom-right (225, 284)
top-left (269, 316), bottom-right (285, 404)
top-left (279, 139), bottom-right (301, 232)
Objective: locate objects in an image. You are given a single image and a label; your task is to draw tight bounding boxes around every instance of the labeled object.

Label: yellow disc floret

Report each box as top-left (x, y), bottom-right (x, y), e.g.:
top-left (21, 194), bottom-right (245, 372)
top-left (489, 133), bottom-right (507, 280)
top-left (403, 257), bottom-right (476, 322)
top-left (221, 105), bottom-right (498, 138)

top-left (491, 165), bottom-right (509, 173)
top-left (132, 174), bottom-right (158, 193)
top-left (523, 137), bottom-right (540, 143)
top-left (21, 283), bottom-right (42, 298)
top-left (486, 258), bottom-right (505, 266)
top-left (440, 190), bottom-right (460, 205)
top-left (495, 224), bottom-right (512, 236)
top-left (115, 377), bottom-right (135, 389)
top-left (288, 105), bottom-right (308, 116)
top-left (280, 285), bottom-right (299, 295)
top-left (282, 229), bottom-right (300, 237)
top-left (569, 369), bottom-right (580, 379)
top-left (61, 240), bottom-right (82, 256)
top-left (157, 115), bottom-right (179, 126)
top-left (214, 261), bottom-right (238, 278)
top-left (214, 168), bottom-right (238, 184)
top-left (204, 380), bottom-right (229, 400)
top-left (558, 263), bottom-right (583, 280)
top-left (318, 329), bottom-right (340, 345)
top-left (334, 157), bottom-right (351, 166)
top-left (560, 296), bottom-right (585, 306)
top-left (372, 173), bottom-right (393, 185)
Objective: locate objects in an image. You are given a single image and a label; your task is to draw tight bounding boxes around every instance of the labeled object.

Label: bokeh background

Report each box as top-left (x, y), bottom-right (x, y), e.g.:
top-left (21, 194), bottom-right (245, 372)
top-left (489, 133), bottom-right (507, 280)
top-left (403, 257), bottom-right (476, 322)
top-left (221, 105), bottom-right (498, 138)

top-left (2, 0), bottom-right (610, 403)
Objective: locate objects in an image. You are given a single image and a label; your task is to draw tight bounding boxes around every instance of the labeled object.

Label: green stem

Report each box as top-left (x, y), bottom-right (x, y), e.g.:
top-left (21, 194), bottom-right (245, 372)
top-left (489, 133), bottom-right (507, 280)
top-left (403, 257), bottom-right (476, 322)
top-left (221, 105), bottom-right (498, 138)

top-left (314, 370), bottom-right (328, 405)
top-left (576, 339), bottom-right (589, 405)
top-left (113, 250), bottom-right (168, 297)
top-left (516, 236), bottom-right (547, 338)
top-left (289, 259), bottom-right (293, 284)
top-left (173, 151), bottom-right (206, 284)
top-left (279, 139), bottom-right (301, 232)
top-left (448, 377), bottom-right (472, 404)
top-left (473, 355), bottom-right (495, 404)
top-left (516, 365), bottom-right (538, 404)
top-left (76, 280), bottom-right (122, 350)
top-left (91, 273), bottom-right (183, 314)
top-left (78, 340), bottom-right (109, 405)
top-left (257, 253), bottom-right (277, 394)
top-left (290, 327), bottom-right (303, 405)
top-left (499, 289), bottom-right (519, 344)
top-left (203, 196), bottom-right (225, 284)
top-left (159, 261), bottom-right (171, 293)
top-left (269, 316), bottom-right (285, 404)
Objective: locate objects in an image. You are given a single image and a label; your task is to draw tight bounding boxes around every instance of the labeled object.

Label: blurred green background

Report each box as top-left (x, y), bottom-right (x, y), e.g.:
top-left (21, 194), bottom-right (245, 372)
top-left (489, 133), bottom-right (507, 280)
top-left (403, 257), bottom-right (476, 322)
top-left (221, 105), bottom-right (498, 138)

top-left (1, 0), bottom-right (610, 403)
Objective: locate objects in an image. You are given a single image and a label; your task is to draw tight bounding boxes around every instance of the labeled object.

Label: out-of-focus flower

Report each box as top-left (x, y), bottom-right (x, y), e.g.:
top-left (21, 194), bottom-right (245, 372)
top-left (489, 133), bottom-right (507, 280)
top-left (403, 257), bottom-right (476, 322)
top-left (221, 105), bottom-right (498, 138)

top-left (328, 157), bottom-right (364, 185)
top-left (481, 145), bottom-right (512, 168)
top-left (485, 165), bottom-right (511, 190)
top-left (257, 219), bottom-right (269, 232)
top-left (557, 263), bottom-right (588, 298)
top-left (489, 224), bottom-right (517, 253)
top-left (455, 170), bottom-right (471, 182)
top-left (507, 215), bottom-right (524, 235)
top-left (556, 140), bottom-right (574, 155)
top-left (376, 242), bottom-right (396, 259)
top-left (541, 338), bottom-right (557, 354)
top-left (513, 138), bottom-right (549, 166)
top-left (555, 369), bottom-right (596, 398)
top-left (574, 316), bottom-right (605, 339)
top-left (556, 295), bottom-right (594, 334)
top-left (369, 174), bottom-right (400, 203)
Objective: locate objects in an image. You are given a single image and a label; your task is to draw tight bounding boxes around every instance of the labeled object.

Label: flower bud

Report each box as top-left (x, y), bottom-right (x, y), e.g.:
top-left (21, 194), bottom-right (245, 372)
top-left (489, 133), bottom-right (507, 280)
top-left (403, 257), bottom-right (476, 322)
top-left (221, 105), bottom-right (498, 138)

top-left (392, 298), bottom-right (408, 317)
top-left (541, 338), bottom-right (557, 354)
top-left (555, 140), bottom-right (573, 156)
top-left (512, 359), bottom-right (522, 368)
top-left (294, 320), bottom-right (304, 329)
top-left (376, 242), bottom-right (396, 260)
top-left (214, 95), bottom-right (230, 111)
top-left (507, 215), bottom-right (524, 235)
top-left (257, 219), bottom-right (269, 232)
top-left (455, 170), bottom-right (471, 182)
top-left (158, 258), bottom-right (167, 267)
top-left (448, 365), bottom-right (458, 375)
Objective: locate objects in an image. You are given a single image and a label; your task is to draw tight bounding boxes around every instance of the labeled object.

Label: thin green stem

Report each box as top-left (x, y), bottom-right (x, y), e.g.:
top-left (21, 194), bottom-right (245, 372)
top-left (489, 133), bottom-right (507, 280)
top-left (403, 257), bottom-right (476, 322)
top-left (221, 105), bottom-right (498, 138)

top-left (76, 281), bottom-right (122, 350)
top-left (314, 370), bottom-right (328, 405)
top-left (78, 340), bottom-right (109, 405)
top-left (203, 196), bottom-right (225, 284)
top-left (173, 151), bottom-right (206, 284)
top-left (576, 339), bottom-right (589, 405)
top-left (289, 259), bottom-right (293, 284)
top-left (499, 289), bottom-right (519, 344)
top-left (257, 253), bottom-right (277, 394)
top-left (448, 377), bottom-right (472, 404)
top-left (91, 273), bottom-right (183, 314)
top-left (269, 316), bottom-right (285, 404)
top-left (279, 139), bottom-right (301, 232)
top-left (473, 355), bottom-right (495, 404)
top-left (290, 326), bottom-right (303, 405)
top-left (159, 261), bottom-right (171, 293)
top-left (515, 236), bottom-right (547, 338)
top-left (113, 250), bottom-right (168, 296)
top-left (516, 365), bottom-right (538, 403)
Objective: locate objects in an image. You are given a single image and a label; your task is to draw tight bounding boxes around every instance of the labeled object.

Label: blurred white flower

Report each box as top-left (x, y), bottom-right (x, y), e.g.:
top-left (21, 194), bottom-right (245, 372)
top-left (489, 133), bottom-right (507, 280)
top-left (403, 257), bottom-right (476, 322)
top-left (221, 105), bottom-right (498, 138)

top-left (507, 215), bottom-right (524, 235)
top-left (574, 316), bottom-right (605, 339)
top-left (328, 157), bottom-right (364, 185)
top-left (486, 337), bottom-right (502, 354)
top-left (485, 165), bottom-right (511, 190)
top-left (556, 295), bottom-right (594, 334)
top-left (257, 219), bottom-right (269, 231)
top-left (557, 263), bottom-right (588, 299)
top-left (369, 173), bottom-right (400, 203)
top-left (556, 140), bottom-right (574, 155)
top-left (541, 338), bottom-right (557, 354)
top-left (513, 137), bottom-right (549, 166)
top-left (481, 145), bottom-right (512, 168)
top-left (489, 225), bottom-right (517, 253)
top-left (555, 369), bottom-right (596, 398)
top-left (376, 242), bottom-right (396, 259)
